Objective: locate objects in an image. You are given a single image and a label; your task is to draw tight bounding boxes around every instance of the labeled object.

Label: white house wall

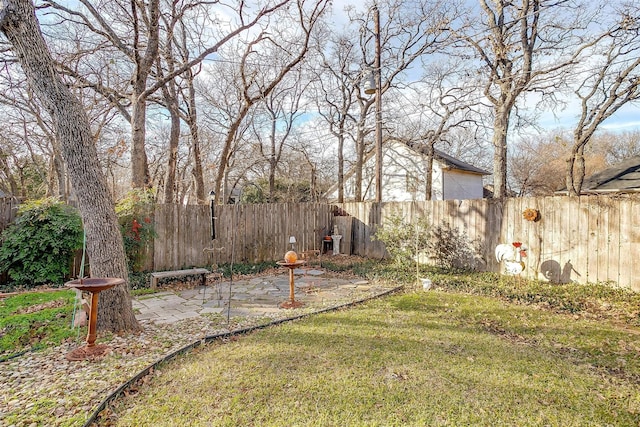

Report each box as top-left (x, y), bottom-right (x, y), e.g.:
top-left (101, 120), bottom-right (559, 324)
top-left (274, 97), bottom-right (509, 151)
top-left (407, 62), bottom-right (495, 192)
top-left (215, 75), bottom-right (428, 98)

top-left (442, 170), bottom-right (485, 200)
top-left (327, 141), bottom-right (484, 202)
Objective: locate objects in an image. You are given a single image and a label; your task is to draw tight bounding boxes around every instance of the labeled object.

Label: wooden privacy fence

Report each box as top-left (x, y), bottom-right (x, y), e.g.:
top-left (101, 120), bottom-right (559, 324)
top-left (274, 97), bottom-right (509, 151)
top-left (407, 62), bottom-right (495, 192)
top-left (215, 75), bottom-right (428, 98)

top-left (335, 195), bottom-right (640, 291)
top-left (153, 203), bottom-right (333, 270)
top-left (151, 195), bottom-right (639, 291)
top-left (0, 197), bottom-right (19, 233)
top-left (2, 195), bottom-right (636, 290)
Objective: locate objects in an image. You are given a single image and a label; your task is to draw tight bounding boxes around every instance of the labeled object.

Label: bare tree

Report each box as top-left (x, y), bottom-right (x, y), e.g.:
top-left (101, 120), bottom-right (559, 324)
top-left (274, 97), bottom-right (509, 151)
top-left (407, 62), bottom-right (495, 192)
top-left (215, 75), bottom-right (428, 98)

top-left (0, 0), bottom-right (140, 332)
top-left (345, 0), bottom-right (464, 201)
top-left (252, 71), bottom-right (309, 201)
top-left (315, 34), bottom-right (359, 203)
top-left (46, 0), bottom-right (302, 191)
top-left (594, 130), bottom-right (640, 164)
top-left (459, 0), bottom-right (590, 198)
top-left (209, 0), bottom-right (329, 204)
top-left (565, 6), bottom-right (640, 195)
top-left (398, 60), bottom-right (482, 200)
top-left (509, 132), bottom-right (608, 196)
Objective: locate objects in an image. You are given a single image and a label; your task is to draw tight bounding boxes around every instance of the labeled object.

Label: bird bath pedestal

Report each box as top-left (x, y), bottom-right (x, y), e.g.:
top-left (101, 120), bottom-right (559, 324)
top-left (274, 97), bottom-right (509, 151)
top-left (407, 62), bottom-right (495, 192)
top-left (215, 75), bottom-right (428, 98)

top-left (65, 277), bottom-right (124, 361)
top-left (276, 260), bottom-right (306, 309)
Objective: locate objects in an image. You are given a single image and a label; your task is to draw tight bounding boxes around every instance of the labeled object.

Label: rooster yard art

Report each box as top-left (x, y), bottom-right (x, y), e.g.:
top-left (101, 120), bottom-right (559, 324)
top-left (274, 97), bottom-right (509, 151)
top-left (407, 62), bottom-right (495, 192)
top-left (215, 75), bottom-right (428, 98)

top-left (495, 242), bottom-right (528, 275)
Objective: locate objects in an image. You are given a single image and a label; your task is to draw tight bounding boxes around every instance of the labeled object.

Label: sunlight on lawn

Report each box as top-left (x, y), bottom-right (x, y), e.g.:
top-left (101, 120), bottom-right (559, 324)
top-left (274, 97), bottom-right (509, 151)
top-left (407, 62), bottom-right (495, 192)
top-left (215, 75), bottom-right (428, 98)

top-left (109, 291), bottom-right (640, 426)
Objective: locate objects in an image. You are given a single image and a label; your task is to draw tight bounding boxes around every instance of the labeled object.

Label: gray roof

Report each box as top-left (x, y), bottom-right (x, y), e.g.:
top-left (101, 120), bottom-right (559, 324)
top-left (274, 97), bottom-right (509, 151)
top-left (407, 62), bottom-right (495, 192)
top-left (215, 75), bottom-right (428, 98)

top-left (581, 156), bottom-right (640, 192)
top-left (407, 142), bottom-right (490, 175)
top-left (432, 148), bottom-right (490, 175)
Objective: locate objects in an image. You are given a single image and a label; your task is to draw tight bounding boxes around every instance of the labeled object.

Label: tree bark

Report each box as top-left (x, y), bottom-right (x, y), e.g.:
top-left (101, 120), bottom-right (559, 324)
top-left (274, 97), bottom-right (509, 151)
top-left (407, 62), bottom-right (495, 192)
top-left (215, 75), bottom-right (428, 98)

top-left (337, 130), bottom-right (345, 203)
top-left (492, 107), bottom-right (510, 199)
top-left (162, 90), bottom-right (180, 203)
top-left (424, 143), bottom-right (434, 201)
top-left (130, 0), bottom-right (160, 189)
top-left (0, 0), bottom-right (140, 332)
top-left (185, 68), bottom-right (206, 204)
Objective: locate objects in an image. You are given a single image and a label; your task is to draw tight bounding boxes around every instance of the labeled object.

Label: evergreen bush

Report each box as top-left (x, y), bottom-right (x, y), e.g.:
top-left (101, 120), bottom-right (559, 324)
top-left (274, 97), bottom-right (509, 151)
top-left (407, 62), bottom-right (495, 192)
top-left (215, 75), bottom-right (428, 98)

top-left (0, 198), bottom-right (83, 288)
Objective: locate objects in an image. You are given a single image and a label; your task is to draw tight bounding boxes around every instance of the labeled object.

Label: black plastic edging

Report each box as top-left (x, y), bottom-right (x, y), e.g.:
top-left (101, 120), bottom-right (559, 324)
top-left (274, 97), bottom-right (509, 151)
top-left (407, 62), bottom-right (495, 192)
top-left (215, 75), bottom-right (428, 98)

top-left (83, 285), bottom-right (404, 426)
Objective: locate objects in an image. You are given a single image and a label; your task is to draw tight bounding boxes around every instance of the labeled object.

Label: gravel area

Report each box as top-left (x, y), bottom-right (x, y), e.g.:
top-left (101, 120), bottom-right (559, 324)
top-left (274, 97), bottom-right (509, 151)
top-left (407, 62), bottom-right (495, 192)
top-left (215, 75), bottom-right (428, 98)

top-left (0, 278), bottom-right (399, 427)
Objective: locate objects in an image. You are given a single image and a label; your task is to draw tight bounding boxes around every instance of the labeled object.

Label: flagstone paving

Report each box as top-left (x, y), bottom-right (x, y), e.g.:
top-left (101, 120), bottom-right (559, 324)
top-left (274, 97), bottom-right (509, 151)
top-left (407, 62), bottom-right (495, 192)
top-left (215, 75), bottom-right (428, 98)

top-left (132, 269), bottom-right (392, 325)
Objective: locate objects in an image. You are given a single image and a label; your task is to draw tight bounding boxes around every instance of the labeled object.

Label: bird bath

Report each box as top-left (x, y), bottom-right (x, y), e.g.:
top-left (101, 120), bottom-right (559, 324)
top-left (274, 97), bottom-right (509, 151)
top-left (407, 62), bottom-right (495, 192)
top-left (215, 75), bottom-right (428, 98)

top-left (276, 260), bottom-right (306, 309)
top-left (65, 277), bottom-right (124, 361)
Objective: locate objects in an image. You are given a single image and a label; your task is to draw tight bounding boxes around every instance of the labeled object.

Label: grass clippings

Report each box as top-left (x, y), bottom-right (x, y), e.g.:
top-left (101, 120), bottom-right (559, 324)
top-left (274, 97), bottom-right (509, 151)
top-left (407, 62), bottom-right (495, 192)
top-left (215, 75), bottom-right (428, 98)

top-left (106, 290), bottom-right (639, 426)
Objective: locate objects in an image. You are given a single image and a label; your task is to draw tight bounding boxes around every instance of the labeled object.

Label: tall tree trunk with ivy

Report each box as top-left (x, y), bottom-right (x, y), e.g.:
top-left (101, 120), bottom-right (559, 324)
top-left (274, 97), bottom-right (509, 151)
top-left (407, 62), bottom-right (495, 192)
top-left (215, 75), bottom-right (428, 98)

top-left (0, 0), bottom-right (140, 332)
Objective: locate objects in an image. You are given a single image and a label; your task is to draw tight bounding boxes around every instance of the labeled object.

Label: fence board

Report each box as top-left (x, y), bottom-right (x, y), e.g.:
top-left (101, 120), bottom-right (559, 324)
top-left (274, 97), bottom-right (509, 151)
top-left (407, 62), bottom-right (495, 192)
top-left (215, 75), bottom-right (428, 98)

top-left (596, 199), bottom-right (611, 284)
top-left (573, 197), bottom-right (588, 284)
top-left (607, 198), bottom-right (621, 284)
top-left (589, 199), bottom-right (604, 283)
top-left (619, 199), bottom-right (632, 289)
top-left (630, 199), bottom-right (640, 291)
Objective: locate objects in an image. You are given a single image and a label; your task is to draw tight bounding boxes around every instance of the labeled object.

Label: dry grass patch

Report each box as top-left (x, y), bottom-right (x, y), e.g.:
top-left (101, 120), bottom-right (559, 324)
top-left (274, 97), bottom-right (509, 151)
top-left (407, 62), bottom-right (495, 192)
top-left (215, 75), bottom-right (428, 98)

top-left (106, 291), bottom-right (639, 426)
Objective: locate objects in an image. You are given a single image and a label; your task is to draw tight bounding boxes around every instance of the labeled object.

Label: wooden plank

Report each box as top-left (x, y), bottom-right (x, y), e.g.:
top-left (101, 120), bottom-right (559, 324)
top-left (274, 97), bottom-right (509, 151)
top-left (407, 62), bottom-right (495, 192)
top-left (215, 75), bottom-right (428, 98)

top-left (569, 196), bottom-right (587, 285)
top-left (630, 197), bottom-right (640, 291)
top-left (544, 196), bottom-right (561, 283)
top-left (562, 196), bottom-right (579, 284)
top-left (606, 197), bottom-right (621, 285)
top-left (150, 268), bottom-right (210, 289)
top-left (618, 198), bottom-right (632, 289)
top-left (596, 197), bottom-right (611, 284)
top-left (521, 197), bottom-right (539, 280)
top-left (586, 195), bottom-right (601, 284)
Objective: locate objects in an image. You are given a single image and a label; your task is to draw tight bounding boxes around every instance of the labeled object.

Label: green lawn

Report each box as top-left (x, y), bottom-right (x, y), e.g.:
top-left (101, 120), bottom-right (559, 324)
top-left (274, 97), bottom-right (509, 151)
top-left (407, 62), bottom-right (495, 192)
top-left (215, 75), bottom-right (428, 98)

top-left (0, 289), bottom-right (81, 361)
top-left (107, 290), bottom-right (640, 426)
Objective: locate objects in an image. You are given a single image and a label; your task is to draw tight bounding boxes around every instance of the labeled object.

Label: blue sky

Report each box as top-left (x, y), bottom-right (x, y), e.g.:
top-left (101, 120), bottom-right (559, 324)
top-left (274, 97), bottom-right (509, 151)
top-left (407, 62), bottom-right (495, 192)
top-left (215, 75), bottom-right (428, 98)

top-left (328, 0), bottom-right (640, 134)
top-left (538, 101), bottom-right (640, 133)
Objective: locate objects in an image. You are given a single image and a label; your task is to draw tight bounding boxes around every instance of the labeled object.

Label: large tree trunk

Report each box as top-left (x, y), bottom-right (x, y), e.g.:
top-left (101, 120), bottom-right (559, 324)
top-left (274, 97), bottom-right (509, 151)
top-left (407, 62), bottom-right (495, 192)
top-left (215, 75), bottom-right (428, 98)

top-left (131, 89), bottom-right (151, 189)
top-left (0, 0), bottom-right (140, 332)
top-left (424, 143), bottom-right (435, 201)
top-left (566, 142), bottom-right (587, 196)
top-left (186, 70), bottom-right (206, 204)
top-left (161, 81), bottom-right (181, 204)
top-left (492, 107), bottom-right (510, 199)
top-left (130, 0), bottom-right (160, 189)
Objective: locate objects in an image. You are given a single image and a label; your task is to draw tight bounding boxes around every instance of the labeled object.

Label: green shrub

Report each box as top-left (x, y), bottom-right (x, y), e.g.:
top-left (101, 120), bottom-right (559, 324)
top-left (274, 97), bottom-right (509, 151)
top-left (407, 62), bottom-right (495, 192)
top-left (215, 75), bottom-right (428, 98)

top-left (373, 213), bottom-right (431, 268)
top-left (128, 271), bottom-right (151, 290)
top-left (115, 189), bottom-right (156, 272)
top-left (0, 198), bottom-right (83, 288)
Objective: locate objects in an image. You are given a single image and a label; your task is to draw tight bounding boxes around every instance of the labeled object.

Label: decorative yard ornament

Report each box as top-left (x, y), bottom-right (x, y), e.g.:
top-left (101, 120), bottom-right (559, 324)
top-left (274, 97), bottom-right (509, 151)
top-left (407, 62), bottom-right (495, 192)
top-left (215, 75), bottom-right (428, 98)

top-left (284, 250), bottom-right (298, 264)
top-left (495, 242), bottom-right (527, 275)
top-left (522, 208), bottom-right (541, 222)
